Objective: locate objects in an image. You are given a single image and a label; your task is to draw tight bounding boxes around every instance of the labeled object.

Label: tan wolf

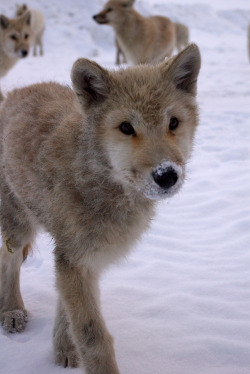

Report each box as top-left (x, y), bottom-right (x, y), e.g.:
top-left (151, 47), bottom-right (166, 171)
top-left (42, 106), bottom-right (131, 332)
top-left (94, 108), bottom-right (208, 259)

top-left (0, 11), bottom-right (31, 101)
top-left (93, 0), bottom-right (176, 64)
top-left (16, 4), bottom-right (45, 56)
top-left (0, 44), bottom-right (201, 374)
top-left (175, 22), bottom-right (189, 52)
top-left (115, 22), bottom-right (189, 65)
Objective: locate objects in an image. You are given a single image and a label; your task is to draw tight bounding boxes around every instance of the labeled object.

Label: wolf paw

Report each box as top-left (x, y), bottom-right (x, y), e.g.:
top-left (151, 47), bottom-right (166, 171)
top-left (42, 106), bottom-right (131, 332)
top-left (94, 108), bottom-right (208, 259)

top-left (55, 347), bottom-right (79, 368)
top-left (1, 309), bottom-right (28, 333)
top-left (54, 329), bottom-right (79, 368)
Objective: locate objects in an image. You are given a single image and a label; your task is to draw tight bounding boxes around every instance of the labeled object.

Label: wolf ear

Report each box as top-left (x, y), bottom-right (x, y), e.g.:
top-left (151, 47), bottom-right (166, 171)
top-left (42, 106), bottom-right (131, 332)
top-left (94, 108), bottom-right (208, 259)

top-left (121, 0), bottom-right (135, 7)
top-left (0, 15), bottom-right (10, 29)
top-left (23, 10), bottom-right (31, 25)
top-left (71, 59), bottom-right (111, 108)
top-left (164, 43), bottom-right (201, 96)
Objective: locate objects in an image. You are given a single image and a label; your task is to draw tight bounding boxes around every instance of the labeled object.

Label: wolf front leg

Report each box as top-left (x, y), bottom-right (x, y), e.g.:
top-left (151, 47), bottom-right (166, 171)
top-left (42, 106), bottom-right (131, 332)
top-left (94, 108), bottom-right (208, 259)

top-left (54, 250), bottom-right (120, 374)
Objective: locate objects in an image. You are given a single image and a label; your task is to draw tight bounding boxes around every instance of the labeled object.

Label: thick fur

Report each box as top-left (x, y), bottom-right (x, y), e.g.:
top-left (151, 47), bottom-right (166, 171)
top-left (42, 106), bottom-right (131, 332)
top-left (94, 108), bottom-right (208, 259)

top-left (175, 22), bottom-right (189, 52)
top-left (0, 44), bottom-right (201, 373)
top-left (0, 11), bottom-right (31, 101)
top-left (16, 4), bottom-right (45, 57)
top-left (93, 0), bottom-right (176, 64)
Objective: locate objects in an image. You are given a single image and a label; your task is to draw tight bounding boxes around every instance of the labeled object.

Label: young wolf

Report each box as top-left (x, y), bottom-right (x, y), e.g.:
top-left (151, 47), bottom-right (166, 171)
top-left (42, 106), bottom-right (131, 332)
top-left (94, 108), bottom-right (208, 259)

top-left (93, 0), bottom-right (176, 64)
top-left (0, 44), bottom-right (201, 374)
top-left (175, 22), bottom-right (189, 52)
top-left (0, 11), bottom-right (31, 101)
top-left (115, 22), bottom-right (189, 65)
top-left (16, 4), bottom-right (45, 57)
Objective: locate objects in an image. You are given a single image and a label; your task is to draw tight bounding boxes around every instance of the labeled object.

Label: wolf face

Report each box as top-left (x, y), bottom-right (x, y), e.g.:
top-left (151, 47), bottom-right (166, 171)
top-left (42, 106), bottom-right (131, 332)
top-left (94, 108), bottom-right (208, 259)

top-left (0, 12), bottom-right (32, 59)
top-left (71, 44), bottom-right (201, 201)
top-left (93, 0), bottom-right (135, 26)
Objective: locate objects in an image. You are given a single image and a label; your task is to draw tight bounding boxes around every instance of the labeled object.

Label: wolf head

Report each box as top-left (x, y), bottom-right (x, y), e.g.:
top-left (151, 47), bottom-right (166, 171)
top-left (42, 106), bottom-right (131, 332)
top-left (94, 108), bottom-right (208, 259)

top-left (0, 11), bottom-right (31, 59)
top-left (71, 44), bottom-right (201, 200)
top-left (93, 0), bottom-right (135, 25)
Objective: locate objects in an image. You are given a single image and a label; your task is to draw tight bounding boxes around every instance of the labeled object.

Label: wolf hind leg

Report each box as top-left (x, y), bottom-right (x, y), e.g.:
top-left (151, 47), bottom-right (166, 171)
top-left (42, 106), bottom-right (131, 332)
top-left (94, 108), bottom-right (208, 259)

top-left (0, 186), bottom-right (36, 332)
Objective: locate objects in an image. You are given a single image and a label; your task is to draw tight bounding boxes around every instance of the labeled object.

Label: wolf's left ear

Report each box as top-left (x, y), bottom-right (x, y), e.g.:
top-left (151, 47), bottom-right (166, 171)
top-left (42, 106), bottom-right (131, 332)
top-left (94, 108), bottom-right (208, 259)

top-left (0, 15), bottom-right (10, 29)
top-left (71, 59), bottom-right (111, 109)
top-left (164, 43), bottom-right (201, 96)
top-left (20, 10), bottom-right (31, 25)
top-left (122, 0), bottom-right (135, 8)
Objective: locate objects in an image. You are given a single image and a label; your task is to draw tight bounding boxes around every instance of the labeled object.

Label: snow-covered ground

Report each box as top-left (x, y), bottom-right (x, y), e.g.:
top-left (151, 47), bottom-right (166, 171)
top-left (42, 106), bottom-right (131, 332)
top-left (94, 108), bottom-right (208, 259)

top-left (0, 1), bottom-right (250, 374)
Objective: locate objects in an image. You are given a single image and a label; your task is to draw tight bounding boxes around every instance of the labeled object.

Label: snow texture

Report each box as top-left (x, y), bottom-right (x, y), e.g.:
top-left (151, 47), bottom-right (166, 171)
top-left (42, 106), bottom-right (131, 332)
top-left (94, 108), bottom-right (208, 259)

top-left (0, 1), bottom-right (250, 374)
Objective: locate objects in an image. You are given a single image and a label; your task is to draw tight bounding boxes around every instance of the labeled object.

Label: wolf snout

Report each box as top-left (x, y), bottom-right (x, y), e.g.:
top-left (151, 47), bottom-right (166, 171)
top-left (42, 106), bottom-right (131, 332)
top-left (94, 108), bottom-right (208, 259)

top-left (152, 166), bottom-right (178, 190)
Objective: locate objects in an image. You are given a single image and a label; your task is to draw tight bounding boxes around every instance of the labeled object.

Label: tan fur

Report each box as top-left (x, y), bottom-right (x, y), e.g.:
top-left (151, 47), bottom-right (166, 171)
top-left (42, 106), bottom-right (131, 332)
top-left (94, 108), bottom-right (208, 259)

top-left (93, 0), bottom-right (176, 64)
top-left (0, 45), bottom-right (201, 373)
top-left (16, 4), bottom-right (45, 56)
top-left (175, 22), bottom-right (189, 52)
top-left (115, 38), bottom-right (127, 65)
top-left (0, 11), bottom-right (32, 100)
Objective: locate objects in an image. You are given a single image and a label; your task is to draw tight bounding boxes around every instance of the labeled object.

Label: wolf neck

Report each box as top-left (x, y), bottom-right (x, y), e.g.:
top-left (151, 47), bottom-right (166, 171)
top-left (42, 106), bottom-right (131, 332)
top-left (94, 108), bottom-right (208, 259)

top-left (0, 45), bottom-right (18, 78)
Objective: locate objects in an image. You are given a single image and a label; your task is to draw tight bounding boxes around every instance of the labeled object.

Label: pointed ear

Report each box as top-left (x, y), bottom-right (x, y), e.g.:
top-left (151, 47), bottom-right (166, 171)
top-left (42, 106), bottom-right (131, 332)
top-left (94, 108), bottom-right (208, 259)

top-left (0, 15), bottom-right (10, 29)
top-left (71, 59), bottom-right (111, 109)
top-left (122, 0), bottom-right (135, 7)
top-left (164, 43), bottom-right (201, 96)
top-left (24, 10), bottom-right (31, 25)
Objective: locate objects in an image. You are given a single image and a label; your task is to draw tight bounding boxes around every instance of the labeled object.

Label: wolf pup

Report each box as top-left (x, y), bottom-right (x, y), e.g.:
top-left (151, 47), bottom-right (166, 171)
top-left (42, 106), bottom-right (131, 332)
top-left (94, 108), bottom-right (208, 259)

top-left (16, 4), bottom-right (45, 57)
top-left (0, 44), bottom-right (201, 374)
top-left (0, 11), bottom-right (31, 101)
top-left (93, 0), bottom-right (176, 65)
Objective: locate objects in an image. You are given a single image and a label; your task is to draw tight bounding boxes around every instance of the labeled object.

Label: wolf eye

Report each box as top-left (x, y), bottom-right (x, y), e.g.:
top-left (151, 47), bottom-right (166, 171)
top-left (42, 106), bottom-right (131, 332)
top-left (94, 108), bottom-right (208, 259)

top-left (119, 122), bottom-right (135, 136)
top-left (24, 33), bottom-right (29, 39)
top-left (106, 7), bottom-right (113, 12)
top-left (169, 117), bottom-right (179, 131)
top-left (10, 35), bottom-right (17, 41)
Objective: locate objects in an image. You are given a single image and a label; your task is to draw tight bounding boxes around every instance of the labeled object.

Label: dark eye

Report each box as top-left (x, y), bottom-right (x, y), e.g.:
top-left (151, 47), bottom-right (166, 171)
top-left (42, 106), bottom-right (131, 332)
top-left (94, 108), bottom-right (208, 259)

top-left (11, 35), bottom-right (17, 41)
top-left (24, 33), bottom-right (29, 39)
top-left (106, 7), bottom-right (113, 12)
top-left (169, 117), bottom-right (179, 131)
top-left (119, 122), bottom-right (135, 136)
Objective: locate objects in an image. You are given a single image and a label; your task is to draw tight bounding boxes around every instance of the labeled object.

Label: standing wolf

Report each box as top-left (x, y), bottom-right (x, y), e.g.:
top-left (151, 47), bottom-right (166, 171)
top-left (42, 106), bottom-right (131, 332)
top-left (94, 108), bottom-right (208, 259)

top-left (0, 11), bottom-right (31, 101)
top-left (93, 0), bottom-right (176, 64)
top-left (0, 44), bottom-right (201, 374)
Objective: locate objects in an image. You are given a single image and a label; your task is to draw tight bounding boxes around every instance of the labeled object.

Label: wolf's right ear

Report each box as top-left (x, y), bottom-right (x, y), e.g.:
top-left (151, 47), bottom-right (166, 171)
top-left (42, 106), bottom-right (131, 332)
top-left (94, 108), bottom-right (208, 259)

top-left (71, 59), bottom-right (111, 109)
top-left (0, 15), bottom-right (10, 29)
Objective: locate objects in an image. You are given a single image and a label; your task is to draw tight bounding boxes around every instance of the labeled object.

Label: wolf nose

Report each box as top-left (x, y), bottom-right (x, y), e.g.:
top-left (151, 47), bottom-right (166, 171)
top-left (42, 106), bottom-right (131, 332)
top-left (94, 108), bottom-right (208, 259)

top-left (93, 15), bottom-right (97, 20)
top-left (21, 50), bottom-right (28, 57)
top-left (152, 167), bottom-right (178, 189)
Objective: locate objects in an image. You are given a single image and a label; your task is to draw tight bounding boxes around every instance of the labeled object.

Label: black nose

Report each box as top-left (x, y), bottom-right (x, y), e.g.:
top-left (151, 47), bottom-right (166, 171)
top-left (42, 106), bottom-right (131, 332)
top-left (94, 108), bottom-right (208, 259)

top-left (93, 15), bottom-right (97, 20)
top-left (21, 50), bottom-right (28, 57)
top-left (152, 167), bottom-right (178, 189)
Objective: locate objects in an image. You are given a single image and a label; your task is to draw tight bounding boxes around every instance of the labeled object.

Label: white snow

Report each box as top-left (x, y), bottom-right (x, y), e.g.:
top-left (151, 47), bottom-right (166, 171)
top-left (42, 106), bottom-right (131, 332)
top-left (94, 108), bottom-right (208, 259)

top-left (0, 1), bottom-right (250, 374)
